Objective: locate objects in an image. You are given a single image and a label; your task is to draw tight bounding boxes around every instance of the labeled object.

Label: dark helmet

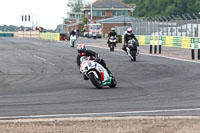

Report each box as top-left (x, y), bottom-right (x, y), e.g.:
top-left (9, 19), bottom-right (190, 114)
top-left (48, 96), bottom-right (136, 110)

top-left (77, 44), bottom-right (86, 54)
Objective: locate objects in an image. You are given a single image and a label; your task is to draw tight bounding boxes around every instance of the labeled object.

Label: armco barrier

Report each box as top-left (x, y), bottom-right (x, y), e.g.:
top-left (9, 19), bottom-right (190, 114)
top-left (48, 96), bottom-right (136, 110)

top-left (39, 33), bottom-right (60, 41)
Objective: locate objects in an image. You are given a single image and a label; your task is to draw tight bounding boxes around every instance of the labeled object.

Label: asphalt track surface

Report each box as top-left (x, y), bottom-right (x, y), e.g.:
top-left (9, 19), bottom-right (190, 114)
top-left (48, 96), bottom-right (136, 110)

top-left (0, 37), bottom-right (200, 119)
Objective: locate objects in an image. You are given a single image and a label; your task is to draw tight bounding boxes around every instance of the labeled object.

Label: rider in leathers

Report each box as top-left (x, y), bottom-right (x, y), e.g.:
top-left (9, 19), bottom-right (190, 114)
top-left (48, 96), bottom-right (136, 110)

top-left (122, 27), bottom-right (139, 53)
top-left (107, 28), bottom-right (118, 46)
top-left (77, 44), bottom-right (113, 76)
top-left (70, 29), bottom-right (76, 36)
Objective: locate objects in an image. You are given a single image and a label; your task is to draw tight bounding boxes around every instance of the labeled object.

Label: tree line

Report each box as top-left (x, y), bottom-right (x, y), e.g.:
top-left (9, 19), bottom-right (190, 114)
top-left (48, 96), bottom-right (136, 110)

top-left (0, 25), bottom-right (55, 32)
top-left (122, 0), bottom-right (200, 17)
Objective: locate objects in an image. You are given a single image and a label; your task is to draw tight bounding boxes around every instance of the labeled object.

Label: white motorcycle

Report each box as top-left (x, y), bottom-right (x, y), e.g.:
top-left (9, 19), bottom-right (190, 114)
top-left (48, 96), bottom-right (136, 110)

top-left (70, 35), bottom-right (77, 47)
top-left (126, 39), bottom-right (139, 61)
top-left (108, 36), bottom-right (117, 51)
top-left (80, 56), bottom-right (117, 89)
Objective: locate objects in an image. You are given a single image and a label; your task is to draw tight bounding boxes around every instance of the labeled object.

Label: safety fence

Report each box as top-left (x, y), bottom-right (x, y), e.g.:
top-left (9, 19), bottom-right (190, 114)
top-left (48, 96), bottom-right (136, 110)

top-left (135, 35), bottom-right (200, 49)
top-left (131, 13), bottom-right (200, 37)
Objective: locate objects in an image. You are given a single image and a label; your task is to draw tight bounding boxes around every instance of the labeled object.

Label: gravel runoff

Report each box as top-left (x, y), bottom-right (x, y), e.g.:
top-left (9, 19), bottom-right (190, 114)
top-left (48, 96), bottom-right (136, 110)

top-left (1, 116), bottom-right (200, 133)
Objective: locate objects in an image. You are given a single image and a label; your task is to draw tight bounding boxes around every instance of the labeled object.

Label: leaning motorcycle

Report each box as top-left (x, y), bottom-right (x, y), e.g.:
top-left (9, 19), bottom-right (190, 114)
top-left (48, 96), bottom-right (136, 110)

top-left (108, 36), bottom-right (117, 51)
top-left (70, 35), bottom-right (76, 47)
top-left (126, 39), bottom-right (139, 61)
top-left (80, 56), bottom-right (117, 89)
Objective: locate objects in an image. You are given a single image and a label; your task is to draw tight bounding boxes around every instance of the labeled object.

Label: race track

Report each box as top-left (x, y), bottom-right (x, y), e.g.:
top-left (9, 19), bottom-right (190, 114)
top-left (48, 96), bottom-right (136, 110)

top-left (0, 37), bottom-right (200, 119)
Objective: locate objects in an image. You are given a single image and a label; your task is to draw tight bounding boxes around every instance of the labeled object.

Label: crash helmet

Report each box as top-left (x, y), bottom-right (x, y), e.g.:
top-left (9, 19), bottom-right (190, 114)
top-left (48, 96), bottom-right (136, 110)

top-left (77, 44), bottom-right (86, 55)
top-left (127, 27), bottom-right (132, 34)
top-left (111, 28), bottom-right (115, 32)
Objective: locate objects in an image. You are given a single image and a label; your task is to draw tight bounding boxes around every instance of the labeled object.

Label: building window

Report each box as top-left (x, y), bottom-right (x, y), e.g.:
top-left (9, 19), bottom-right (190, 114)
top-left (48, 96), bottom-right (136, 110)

top-left (102, 11), bottom-right (105, 16)
top-left (112, 10), bottom-right (128, 16)
top-left (93, 10), bottom-right (104, 17)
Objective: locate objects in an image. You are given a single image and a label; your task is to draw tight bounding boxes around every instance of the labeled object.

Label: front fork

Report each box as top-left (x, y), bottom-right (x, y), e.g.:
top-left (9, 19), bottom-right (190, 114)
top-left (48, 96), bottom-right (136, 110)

top-left (126, 48), bottom-right (134, 60)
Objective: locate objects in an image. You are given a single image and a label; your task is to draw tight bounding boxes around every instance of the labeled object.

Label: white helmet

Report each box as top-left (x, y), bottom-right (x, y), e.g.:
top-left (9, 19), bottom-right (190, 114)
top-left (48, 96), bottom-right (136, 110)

top-left (127, 27), bottom-right (132, 33)
top-left (111, 28), bottom-right (115, 32)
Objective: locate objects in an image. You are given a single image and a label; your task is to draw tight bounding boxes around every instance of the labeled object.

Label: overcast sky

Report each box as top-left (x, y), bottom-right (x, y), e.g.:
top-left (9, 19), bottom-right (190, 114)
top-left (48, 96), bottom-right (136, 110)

top-left (0, 0), bottom-right (94, 30)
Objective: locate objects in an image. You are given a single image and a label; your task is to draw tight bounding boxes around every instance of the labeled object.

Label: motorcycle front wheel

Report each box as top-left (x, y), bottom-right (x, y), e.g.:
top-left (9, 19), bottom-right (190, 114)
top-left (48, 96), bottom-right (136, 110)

top-left (110, 43), bottom-right (115, 51)
top-left (88, 72), bottom-right (103, 89)
top-left (130, 50), bottom-right (137, 61)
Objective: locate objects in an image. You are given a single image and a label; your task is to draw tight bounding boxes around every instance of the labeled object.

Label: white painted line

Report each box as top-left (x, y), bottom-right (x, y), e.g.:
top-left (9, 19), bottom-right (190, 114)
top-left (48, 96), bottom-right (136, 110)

top-left (1, 108), bottom-right (200, 119)
top-left (87, 45), bottom-right (200, 64)
top-left (33, 55), bottom-right (55, 66)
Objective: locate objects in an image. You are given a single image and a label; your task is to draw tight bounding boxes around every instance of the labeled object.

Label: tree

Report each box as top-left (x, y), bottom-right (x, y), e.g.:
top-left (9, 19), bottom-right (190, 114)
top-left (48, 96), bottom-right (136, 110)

top-left (67, 0), bottom-right (84, 12)
top-left (165, 5), bottom-right (177, 16)
top-left (81, 17), bottom-right (88, 35)
top-left (121, 0), bottom-right (200, 17)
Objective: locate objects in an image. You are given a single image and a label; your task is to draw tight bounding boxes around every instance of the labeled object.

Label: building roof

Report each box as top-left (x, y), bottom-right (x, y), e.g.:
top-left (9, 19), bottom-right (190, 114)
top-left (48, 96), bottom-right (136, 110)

top-left (96, 16), bottom-right (133, 23)
top-left (67, 12), bottom-right (83, 15)
top-left (85, 0), bottom-right (130, 9)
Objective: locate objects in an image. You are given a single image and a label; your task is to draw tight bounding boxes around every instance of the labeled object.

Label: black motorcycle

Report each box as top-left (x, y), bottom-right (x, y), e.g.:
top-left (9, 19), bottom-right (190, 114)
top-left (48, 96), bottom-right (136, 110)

top-left (126, 39), bottom-right (139, 61)
top-left (108, 36), bottom-right (117, 51)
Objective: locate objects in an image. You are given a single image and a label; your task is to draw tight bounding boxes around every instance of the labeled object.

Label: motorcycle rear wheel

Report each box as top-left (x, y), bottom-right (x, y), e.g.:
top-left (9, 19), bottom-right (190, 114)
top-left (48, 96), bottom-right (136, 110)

top-left (109, 76), bottom-right (117, 88)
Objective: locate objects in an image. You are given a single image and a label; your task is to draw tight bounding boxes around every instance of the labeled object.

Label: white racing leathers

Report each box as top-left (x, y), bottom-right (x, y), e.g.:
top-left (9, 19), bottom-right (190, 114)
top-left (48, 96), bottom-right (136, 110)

top-left (70, 35), bottom-right (76, 47)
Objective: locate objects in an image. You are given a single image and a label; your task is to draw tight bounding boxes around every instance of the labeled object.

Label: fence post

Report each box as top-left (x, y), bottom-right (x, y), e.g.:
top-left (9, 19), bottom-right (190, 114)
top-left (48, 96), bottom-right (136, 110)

top-left (154, 36), bottom-right (157, 54)
top-left (150, 36), bottom-right (153, 54)
top-left (198, 38), bottom-right (200, 60)
top-left (191, 38), bottom-right (195, 60)
top-left (159, 36), bottom-right (162, 54)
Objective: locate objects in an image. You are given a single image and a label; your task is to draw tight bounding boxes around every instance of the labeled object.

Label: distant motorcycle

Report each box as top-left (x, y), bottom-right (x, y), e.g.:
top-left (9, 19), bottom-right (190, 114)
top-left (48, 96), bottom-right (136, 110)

top-left (70, 35), bottom-right (77, 47)
top-left (126, 39), bottom-right (139, 61)
top-left (80, 56), bottom-right (117, 89)
top-left (108, 36), bottom-right (117, 51)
